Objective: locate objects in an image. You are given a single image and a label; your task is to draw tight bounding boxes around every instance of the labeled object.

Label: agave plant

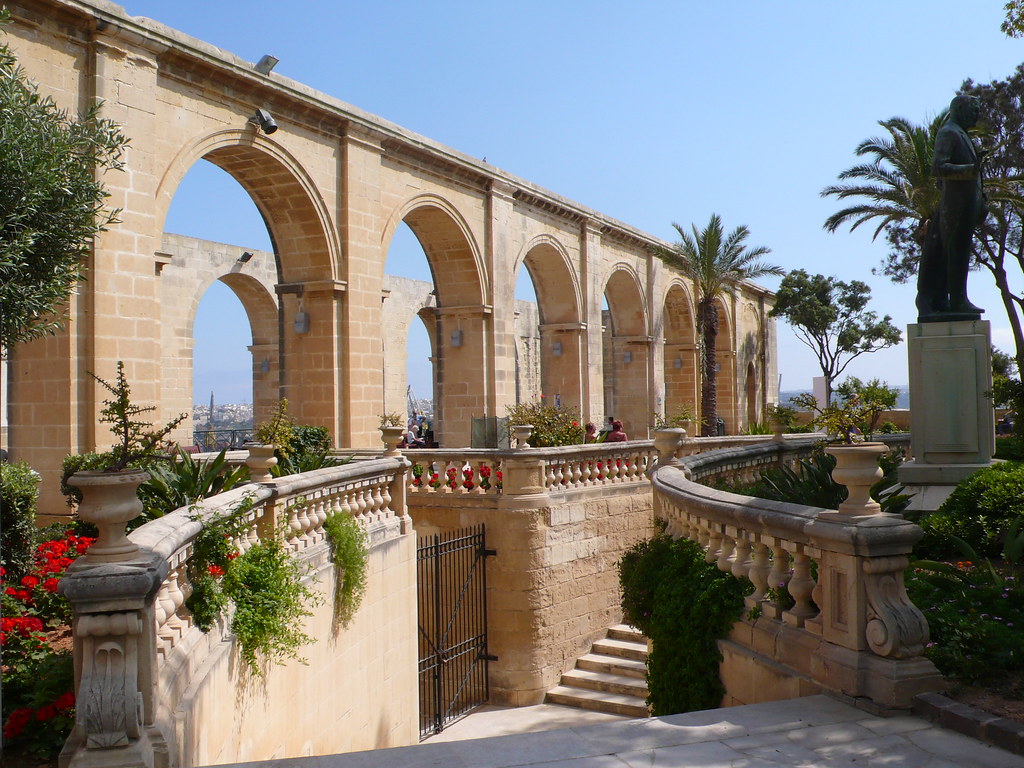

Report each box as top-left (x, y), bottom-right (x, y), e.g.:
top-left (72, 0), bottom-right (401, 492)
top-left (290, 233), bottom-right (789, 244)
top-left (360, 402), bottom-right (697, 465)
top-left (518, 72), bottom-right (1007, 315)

top-left (140, 448), bottom-right (250, 518)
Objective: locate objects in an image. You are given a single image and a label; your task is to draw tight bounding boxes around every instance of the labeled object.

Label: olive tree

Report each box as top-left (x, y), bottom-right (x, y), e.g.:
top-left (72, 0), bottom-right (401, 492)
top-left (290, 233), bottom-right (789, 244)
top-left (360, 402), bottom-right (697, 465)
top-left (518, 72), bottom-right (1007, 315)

top-left (0, 10), bottom-right (127, 350)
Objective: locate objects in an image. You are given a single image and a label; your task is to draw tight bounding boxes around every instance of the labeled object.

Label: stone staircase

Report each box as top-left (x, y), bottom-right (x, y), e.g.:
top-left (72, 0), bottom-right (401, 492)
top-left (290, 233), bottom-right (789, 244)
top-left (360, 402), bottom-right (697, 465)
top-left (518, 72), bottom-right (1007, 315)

top-left (545, 624), bottom-right (650, 717)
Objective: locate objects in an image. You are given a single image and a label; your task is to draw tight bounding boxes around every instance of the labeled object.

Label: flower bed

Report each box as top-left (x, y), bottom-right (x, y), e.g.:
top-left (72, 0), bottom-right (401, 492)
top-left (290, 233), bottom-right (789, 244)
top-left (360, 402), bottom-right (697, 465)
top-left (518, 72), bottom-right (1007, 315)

top-left (2, 529), bottom-right (94, 760)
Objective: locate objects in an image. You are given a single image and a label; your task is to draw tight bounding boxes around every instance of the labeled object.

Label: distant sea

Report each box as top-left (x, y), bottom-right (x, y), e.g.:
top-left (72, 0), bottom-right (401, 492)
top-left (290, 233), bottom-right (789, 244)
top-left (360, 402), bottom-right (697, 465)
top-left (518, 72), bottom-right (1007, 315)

top-left (779, 386), bottom-right (910, 410)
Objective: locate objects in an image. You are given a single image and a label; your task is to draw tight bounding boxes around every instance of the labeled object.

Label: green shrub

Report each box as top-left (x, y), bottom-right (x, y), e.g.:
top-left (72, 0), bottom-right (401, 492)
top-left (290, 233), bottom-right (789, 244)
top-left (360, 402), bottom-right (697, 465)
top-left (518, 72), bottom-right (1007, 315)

top-left (618, 530), bottom-right (746, 715)
top-left (878, 421), bottom-right (902, 434)
top-left (291, 425), bottom-right (331, 456)
top-left (918, 462), bottom-right (1024, 559)
top-left (323, 512), bottom-right (368, 631)
top-left (995, 435), bottom-right (1024, 461)
top-left (140, 448), bottom-right (249, 517)
top-left (0, 461), bottom-right (39, 581)
top-left (504, 399), bottom-right (584, 447)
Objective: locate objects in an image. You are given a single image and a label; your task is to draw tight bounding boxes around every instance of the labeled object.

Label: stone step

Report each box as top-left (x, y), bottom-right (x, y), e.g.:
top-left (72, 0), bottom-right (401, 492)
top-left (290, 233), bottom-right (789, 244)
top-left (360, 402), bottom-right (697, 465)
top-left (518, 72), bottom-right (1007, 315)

top-left (546, 684), bottom-right (649, 718)
top-left (607, 624), bottom-right (645, 644)
top-left (591, 637), bottom-right (648, 662)
top-left (576, 652), bottom-right (647, 680)
top-left (560, 667), bottom-right (648, 698)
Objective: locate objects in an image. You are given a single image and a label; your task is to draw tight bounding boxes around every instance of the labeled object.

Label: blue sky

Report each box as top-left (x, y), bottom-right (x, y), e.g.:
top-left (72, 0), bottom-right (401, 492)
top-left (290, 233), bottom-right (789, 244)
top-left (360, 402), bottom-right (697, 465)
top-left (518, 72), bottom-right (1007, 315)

top-left (149, 0), bottom-right (1024, 404)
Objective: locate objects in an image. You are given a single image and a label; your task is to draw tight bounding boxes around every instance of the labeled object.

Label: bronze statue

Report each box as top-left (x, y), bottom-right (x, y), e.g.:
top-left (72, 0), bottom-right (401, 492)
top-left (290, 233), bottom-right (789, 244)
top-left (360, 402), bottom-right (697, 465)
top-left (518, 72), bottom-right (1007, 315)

top-left (916, 94), bottom-right (987, 322)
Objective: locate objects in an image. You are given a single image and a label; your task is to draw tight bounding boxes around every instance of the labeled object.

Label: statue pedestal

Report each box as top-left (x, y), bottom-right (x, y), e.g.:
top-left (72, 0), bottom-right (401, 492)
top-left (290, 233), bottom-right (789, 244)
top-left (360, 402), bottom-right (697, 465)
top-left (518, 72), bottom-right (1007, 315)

top-left (899, 320), bottom-right (994, 514)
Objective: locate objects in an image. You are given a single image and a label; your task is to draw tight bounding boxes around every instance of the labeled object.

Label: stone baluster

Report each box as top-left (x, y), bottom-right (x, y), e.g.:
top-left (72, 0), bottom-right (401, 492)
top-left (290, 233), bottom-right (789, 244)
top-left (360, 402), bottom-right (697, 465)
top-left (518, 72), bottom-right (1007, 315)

top-left (705, 526), bottom-right (722, 566)
top-left (379, 478), bottom-right (393, 516)
top-left (732, 535), bottom-right (752, 580)
top-left (748, 541), bottom-right (771, 602)
top-left (580, 459), bottom-right (592, 486)
top-left (716, 533), bottom-right (735, 573)
top-left (371, 480), bottom-right (386, 521)
top-left (571, 459), bottom-right (583, 488)
top-left (545, 461), bottom-right (557, 489)
top-left (784, 546), bottom-right (817, 626)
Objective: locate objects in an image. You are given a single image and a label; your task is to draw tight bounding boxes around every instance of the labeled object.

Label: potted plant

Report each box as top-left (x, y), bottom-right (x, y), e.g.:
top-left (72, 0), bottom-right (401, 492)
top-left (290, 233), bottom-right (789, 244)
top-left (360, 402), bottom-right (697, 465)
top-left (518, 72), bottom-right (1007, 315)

top-left (247, 399), bottom-right (294, 481)
top-left (379, 412), bottom-right (405, 456)
top-left (766, 403), bottom-right (797, 442)
top-left (790, 392), bottom-right (888, 515)
top-left (70, 362), bottom-right (186, 562)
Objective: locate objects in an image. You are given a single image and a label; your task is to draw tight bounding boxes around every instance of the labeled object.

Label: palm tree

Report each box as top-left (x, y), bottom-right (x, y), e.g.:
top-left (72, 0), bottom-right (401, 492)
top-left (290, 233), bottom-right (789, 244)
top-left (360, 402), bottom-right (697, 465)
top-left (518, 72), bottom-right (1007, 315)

top-left (658, 214), bottom-right (781, 436)
top-left (822, 114), bottom-right (946, 275)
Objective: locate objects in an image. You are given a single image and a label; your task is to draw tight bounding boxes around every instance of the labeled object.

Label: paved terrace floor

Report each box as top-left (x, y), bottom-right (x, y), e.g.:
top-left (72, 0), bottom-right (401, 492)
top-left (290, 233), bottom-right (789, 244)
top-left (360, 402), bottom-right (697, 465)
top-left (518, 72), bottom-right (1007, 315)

top-left (216, 695), bottom-right (1024, 768)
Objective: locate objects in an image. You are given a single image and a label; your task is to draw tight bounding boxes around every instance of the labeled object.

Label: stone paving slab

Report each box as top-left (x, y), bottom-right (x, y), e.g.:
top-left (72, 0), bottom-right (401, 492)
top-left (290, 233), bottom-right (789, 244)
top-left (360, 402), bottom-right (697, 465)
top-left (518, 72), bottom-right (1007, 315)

top-left (214, 695), bottom-right (1024, 768)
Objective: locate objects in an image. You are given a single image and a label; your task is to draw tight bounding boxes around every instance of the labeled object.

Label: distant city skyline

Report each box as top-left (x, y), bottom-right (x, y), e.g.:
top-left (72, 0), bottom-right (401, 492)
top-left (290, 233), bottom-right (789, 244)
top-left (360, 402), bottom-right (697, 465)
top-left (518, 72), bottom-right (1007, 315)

top-left (151, 1), bottom-right (1024, 407)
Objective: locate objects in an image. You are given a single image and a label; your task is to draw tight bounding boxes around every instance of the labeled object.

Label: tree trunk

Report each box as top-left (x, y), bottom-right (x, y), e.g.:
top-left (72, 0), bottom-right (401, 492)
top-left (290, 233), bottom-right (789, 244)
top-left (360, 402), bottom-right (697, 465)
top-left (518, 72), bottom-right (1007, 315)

top-left (700, 299), bottom-right (718, 437)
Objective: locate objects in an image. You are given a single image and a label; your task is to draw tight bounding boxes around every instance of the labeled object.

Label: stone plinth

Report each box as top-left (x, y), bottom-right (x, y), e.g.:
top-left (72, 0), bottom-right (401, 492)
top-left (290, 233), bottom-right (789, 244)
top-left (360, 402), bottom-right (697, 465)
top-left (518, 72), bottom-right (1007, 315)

top-left (900, 320), bottom-right (995, 513)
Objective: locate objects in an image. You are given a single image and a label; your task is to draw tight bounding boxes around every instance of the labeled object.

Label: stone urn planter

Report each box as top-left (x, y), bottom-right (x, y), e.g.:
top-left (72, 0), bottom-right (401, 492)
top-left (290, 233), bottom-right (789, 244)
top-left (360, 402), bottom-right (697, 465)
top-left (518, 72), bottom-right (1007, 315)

top-left (379, 425), bottom-right (405, 457)
top-left (826, 442), bottom-right (888, 515)
top-left (69, 469), bottom-right (149, 563)
top-left (511, 424), bottom-right (534, 449)
top-left (653, 428), bottom-right (686, 466)
top-left (245, 443), bottom-right (278, 482)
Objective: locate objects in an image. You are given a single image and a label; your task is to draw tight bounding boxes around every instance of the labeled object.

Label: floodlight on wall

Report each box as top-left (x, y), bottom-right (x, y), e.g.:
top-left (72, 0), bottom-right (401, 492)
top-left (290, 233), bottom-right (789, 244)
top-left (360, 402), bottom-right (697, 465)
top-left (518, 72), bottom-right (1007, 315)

top-left (623, 350), bottom-right (633, 364)
top-left (294, 310), bottom-right (310, 334)
top-left (673, 358), bottom-right (683, 369)
top-left (450, 329), bottom-right (463, 347)
top-left (260, 359), bottom-right (271, 374)
top-left (551, 341), bottom-right (563, 357)
top-left (249, 108), bottom-right (278, 134)
top-left (254, 54), bottom-right (279, 75)
top-left (238, 251), bottom-right (254, 263)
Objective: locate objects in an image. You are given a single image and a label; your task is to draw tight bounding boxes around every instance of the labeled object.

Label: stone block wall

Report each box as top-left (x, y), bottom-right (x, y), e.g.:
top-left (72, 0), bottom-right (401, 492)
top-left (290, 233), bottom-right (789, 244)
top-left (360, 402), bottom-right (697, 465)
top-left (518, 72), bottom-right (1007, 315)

top-left (163, 532), bottom-right (417, 765)
top-left (409, 488), bottom-right (656, 705)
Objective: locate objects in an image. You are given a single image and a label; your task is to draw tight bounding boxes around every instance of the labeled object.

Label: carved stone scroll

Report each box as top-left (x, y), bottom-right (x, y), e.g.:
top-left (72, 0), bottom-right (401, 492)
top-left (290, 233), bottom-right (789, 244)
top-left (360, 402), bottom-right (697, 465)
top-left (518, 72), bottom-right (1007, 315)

top-left (863, 555), bottom-right (930, 658)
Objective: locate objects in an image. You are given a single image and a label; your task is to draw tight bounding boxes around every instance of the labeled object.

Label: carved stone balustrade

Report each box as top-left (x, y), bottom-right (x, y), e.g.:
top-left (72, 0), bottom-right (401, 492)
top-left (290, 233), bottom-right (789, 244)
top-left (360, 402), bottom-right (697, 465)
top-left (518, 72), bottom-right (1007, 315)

top-left (651, 434), bottom-right (939, 710)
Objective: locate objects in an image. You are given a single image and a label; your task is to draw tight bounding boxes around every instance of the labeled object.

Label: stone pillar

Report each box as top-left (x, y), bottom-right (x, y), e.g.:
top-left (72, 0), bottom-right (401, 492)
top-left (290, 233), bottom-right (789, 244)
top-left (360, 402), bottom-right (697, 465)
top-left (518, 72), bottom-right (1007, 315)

top-left (59, 553), bottom-right (168, 768)
top-left (899, 320), bottom-right (994, 513)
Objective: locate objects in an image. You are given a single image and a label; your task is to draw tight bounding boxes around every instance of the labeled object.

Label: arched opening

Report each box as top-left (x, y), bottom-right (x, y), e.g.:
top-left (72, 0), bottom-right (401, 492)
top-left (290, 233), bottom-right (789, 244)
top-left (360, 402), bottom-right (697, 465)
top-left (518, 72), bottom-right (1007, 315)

top-left (163, 160), bottom-right (277, 447)
top-left (383, 199), bottom-right (486, 447)
top-left (383, 222), bottom-right (436, 441)
top-left (515, 240), bottom-right (583, 413)
top-left (712, 297), bottom-right (736, 434)
top-left (158, 134), bottom-right (339, 443)
top-left (662, 284), bottom-right (698, 424)
top-left (746, 361), bottom-right (759, 428)
top-left (602, 269), bottom-right (649, 438)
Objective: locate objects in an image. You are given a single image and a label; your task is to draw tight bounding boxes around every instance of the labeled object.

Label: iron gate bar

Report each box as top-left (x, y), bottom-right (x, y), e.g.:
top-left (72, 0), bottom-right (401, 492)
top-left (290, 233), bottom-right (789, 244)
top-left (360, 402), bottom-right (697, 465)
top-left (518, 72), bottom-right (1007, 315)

top-left (417, 524), bottom-right (493, 740)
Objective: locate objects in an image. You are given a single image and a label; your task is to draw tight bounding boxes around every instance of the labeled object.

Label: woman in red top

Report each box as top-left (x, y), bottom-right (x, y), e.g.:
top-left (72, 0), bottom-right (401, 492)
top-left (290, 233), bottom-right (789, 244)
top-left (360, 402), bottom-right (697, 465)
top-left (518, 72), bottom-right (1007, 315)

top-left (604, 420), bottom-right (628, 442)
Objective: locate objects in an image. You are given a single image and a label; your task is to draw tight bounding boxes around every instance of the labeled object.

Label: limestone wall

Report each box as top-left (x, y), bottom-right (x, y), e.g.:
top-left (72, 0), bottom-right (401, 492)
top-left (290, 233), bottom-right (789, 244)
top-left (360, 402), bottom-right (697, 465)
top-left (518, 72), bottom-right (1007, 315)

top-left (409, 487), bottom-right (656, 705)
top-left (159, 532), bottom-right (418, 765)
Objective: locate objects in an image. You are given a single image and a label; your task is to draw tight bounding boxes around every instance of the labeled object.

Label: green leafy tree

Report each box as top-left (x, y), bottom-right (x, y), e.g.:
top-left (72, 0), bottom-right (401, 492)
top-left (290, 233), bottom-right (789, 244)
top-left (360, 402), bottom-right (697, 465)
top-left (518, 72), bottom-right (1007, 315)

top-left (834, 376), bottom-right (899, 437)
top-left (822, 114), bottom-right (947, 282)
top-left (0, 10), bottom-right (127, 349)
top-left (769, 270), bottom-right (901, 404)
top-left (1003, 0), bottom-right (1024, 37)
top-left (656, 214), bottom-right (781, 436)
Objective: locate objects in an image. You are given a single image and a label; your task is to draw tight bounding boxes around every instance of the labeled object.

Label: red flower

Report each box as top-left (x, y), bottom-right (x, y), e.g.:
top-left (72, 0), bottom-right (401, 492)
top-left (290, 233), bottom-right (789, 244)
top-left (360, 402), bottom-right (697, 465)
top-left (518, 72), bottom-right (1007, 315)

top-left (43, 577), bottom-right (60, 593)
top-left (207, 565), bottom-right (224, 577)
top-left (21, 575), bottom-right (40, 589)
top-left (54, 691), bottom-right (76, 710)
top-left (35, 704), bottom-right (58, 722)
top-left (3, 707), bottom-right (33, 739)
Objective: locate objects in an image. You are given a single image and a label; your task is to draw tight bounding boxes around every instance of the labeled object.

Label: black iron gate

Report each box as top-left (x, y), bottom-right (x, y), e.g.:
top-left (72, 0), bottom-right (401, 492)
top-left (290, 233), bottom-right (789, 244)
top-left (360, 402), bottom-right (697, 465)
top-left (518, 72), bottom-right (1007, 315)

top-left (417, 524), bottom-right (494, 740)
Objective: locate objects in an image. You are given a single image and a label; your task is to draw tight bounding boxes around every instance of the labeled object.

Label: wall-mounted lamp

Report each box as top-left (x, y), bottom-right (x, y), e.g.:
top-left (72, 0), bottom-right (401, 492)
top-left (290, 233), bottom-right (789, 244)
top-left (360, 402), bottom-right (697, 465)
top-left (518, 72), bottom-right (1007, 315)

top-left (238, 251), bottom-right (254, 263)
top-left (551, 341), bottom-right (563, 357)
top-left (450, 329), bottom-right (463, 347)
top-left (249, 108), bottom-right (278, 134)
top-left (623, 350), bottom-right (633, 364)
top-left (294, 310), bottom-right (310, 334)
top-left (260, 359), bottom-right (271, 374)
top-left (673, 358), bottom-right (683, 369)
top-left (254, 54), bottom-right (279, 75)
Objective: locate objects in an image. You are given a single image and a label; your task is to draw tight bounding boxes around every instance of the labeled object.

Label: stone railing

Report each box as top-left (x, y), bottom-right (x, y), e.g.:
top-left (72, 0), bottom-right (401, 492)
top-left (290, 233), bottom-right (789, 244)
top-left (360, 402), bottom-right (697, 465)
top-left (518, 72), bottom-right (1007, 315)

top-left (648, 432), bottom-right (939, 709)
top-left (58, 455), bottom-right (413, 768)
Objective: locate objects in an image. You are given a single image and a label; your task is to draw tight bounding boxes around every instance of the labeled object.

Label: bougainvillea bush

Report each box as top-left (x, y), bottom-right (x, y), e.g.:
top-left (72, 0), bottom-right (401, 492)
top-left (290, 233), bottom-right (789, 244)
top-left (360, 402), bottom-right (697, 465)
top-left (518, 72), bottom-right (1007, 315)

top-left (2, 529), bottom-right (94, 759)
top-left (504, 399), bottom-right (584, 447)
